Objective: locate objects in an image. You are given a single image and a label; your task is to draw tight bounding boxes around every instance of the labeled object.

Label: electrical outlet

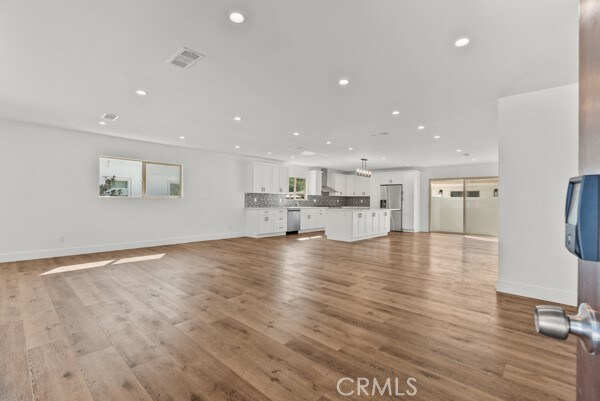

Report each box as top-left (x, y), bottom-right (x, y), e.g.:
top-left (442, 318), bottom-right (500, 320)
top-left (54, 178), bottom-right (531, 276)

top-left (337, 199), bottom-right (340, 203)
top-left (313, 199), bottom-right (316, 203)
top-left (254, 198), bottom-right (257, 202)
top-left (360, 199), bottom-right (364, 203)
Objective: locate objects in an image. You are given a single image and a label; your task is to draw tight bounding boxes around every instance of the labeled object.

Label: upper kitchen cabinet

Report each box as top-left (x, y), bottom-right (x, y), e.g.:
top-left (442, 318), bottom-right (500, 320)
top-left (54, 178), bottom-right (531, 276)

top-left (345, 175), bottom-right (370, 196)
top-left (330, 172), bottom-right (347, 196)
top-left (247, 163), bottom-right (288, 194)
top-left (380, 171), bottom-right (403, 185)
top-left (307, 170), bottom-right (322, 196)
top-left (271, 166), bottom-right (289, 194)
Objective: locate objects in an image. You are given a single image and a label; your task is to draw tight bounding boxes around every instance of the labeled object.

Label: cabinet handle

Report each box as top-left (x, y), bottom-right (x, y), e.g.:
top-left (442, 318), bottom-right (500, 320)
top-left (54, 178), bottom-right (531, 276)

top-left (358, 213), bottom-right (362, 217)
top-left (265, 217), bottom-right (269, 221)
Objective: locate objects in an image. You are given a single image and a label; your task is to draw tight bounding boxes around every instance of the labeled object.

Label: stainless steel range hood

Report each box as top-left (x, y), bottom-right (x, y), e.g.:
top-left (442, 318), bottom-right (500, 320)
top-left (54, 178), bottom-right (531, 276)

top-left (321, 169), bottom-right (337, 194)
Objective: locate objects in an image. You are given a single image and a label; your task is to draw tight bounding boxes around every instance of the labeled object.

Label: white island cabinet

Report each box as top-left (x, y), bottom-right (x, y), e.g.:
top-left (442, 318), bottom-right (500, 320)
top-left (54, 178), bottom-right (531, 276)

top-left (325, 209), bottom-right (390, 242)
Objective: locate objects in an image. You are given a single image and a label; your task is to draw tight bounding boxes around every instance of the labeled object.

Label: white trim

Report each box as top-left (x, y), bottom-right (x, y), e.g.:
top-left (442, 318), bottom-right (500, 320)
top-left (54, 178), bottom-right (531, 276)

top-left (0, 232), bottom-right (245, 263)
top-left (496, 279), bottom-right (577, 306)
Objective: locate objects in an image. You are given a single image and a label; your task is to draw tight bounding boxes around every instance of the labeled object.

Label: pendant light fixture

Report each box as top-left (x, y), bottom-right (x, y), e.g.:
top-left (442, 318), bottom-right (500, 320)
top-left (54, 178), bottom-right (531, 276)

top-left (356, 158), bottom-right (372, 177)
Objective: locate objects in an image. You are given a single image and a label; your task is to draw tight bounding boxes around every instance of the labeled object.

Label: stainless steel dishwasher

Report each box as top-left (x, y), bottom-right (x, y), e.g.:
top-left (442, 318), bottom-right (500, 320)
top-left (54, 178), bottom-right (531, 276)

top-left (287, 208), bottom-right (301, 234)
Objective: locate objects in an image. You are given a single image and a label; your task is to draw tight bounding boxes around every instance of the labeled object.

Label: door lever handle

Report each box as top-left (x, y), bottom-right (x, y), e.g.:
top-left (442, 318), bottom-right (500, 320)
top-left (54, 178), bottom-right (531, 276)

top-left (535, 303), bottom-right (600, 354)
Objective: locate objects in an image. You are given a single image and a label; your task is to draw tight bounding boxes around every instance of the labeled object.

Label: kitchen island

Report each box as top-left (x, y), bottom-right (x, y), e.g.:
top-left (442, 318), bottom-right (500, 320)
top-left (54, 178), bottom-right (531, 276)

top-left (325, 208), bottom-right (391, 242)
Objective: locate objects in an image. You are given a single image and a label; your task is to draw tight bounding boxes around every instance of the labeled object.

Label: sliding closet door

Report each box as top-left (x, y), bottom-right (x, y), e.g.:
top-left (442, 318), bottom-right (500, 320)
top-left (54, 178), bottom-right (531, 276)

top-left (464, 178), bottom-right (499, 236)
top-left (429, 179), bottom-right (464, 233)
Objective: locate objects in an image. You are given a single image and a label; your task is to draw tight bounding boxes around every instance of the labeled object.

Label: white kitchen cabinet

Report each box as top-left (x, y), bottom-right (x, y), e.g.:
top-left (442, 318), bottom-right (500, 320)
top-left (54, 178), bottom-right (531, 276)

top-left (308, 170), bottom-right (322, 195)
top-left (370, 173), bottom-right (381, 208)
top-left (352, 211), bottom-right (366, 237)
top-left (271, 166), bottom-right (289, 194)
top-left (346, 175), bottom-right (356, 196)
top-left (301, 210), bottom-right (317, 230)
top-left (402, 171), bottom-right (418, 196)
top-left (327, 209), bottom-right (390, 242)
top-left (316, 209), bottom-right (326, 228)
top-left (248, 163), bottom-right (288, 194)
top-left (356, 176), bottom-right (370, 196)
top-left (331, 173), bottom-right (347, 196)
top-left (401, 170), bottom-right (421, 231)
top-left (380, 171), bottom-right (403, 185)
top-left (246, 208), bottom-right (287, 237)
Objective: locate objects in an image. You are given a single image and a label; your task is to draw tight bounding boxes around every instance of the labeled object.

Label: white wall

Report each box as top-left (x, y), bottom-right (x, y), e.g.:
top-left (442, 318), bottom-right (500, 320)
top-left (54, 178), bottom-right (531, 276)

top-left (418, 162), bottom-right (499, 231)
top-left (497, 84), bottom-right (578, 306)
top-left (0, 119), bottom-right (261, 262)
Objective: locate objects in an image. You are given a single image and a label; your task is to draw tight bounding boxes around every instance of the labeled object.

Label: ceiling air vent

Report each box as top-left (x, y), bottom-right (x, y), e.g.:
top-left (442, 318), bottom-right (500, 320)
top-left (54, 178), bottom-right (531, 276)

top-left (100, 113), bottom-right (120, 122)
top-left (166, 47), bottom-right (205, 69)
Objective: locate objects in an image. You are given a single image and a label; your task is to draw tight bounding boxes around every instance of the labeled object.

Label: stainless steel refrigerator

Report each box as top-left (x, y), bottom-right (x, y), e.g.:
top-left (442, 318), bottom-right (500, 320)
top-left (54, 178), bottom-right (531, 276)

top-left (380, 184), bottom-right (403, 231)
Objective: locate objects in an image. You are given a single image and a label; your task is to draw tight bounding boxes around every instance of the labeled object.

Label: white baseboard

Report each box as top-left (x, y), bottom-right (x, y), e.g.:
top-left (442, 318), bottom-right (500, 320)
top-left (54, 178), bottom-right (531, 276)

top-left (496, 279), bottom-right (577, 306)
top-left (0, 232), bottom-right (246, 263)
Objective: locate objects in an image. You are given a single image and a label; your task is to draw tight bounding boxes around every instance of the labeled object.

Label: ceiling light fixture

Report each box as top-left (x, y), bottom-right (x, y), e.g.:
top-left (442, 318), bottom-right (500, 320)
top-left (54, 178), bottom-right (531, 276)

top-left (339, 78), bottom-right (349, 86)
top-left (417, 125), bottom-right (425, 130)
top-left (135, 90), bottom-right (148, 96)
top-left (98, 121), bottom-right (107, 125)
top-left (348, 147), bottom-right (353, 151)
top-left (433, 135), bottom-right (441, 139)
top-left (233, 116), bottom-right (242, 121)
top-left (293, 132), bottom-right (300, 136)
top-left (326, 141), bottom-right (331, 145)
top-left (456, 149), bottom-right (462, 152)
top-left (455, 37), bottom-right (470, 47)
top-left (392, 110), bottom-right (400, 115)
top-left (179, 136), bottom-right (185, 140)
top-left (406, 163), bottom-right (411, 167)
top-left (229, 12), bottom-right (244, 23)
top-left (267, 151), bottom-right (272, 155)
top-left (472, 158), bottom-right (477, 161)
top-left (291, 156), bottom-right (295, 159)
top-left (356, 158), bottom-right (372, 177)
top-left (381, 157), bottom-right (386, 160)
top-left (235, 145), bottom-right (240, 149)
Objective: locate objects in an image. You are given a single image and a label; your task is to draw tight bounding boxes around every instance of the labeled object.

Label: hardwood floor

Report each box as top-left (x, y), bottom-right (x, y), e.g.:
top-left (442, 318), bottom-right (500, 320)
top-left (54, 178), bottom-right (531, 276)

top-left (0, 232), bottom-right (576, 400)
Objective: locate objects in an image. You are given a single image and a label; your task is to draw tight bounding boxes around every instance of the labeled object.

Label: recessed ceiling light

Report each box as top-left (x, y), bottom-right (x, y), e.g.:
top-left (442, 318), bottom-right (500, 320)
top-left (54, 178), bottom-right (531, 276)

top-left (98, 121), bottom-right (107, 125)
top-left (235, 145), bottom-right (240, 149)
top-left (233, 116), bottom-right (242, 121)
top-left (293, 132), bottom-right (300, 136)
top-left (326, 141), bottom-right (331, 145)
top-left (455, 37), bottom-right (470, 47)
top-left (348, 147), bottom-right (353, 151)
top-left (381, 157), bottom-right (386, 160)
top-left (267, 151), bottom-right (272, 155)
top-left (417, 125), bottom-right (425, 130)
top-left (405, 164), bottom-right (411, 167)
top-left (135, 90), bottom-right (148, 96)
top-left (433, 135), bottom-right (441, 139)
top-left (456, 149), bottom-right (462, 152)
top-left (179, 136), bottom-right (185, 140)
top-left (291, 156), bottom-right (295, 159)
top-left (472, 158), bottom-right (477, 161)
top-left (229, 12), bottom-right (244, 23)
top-left (339, 78), bottom-right (349, 86)
top-left (392, 111), bottom-right (400, 115)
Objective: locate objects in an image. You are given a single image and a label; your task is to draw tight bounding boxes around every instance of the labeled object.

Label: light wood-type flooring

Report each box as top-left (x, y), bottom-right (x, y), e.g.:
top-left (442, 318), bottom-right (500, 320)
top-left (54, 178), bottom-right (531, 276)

top-left (0, 232), bottom-right (576, 401)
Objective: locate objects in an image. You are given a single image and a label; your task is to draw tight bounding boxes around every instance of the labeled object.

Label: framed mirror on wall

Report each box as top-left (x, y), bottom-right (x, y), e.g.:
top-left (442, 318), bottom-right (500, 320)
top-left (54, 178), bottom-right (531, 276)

top-left (98, 156), bottom-right (183, 198)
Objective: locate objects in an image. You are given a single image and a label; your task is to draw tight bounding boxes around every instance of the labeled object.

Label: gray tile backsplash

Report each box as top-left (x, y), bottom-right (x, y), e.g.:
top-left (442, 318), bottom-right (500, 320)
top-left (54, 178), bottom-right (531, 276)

top-left (245, 193), bottom-right (370, 208)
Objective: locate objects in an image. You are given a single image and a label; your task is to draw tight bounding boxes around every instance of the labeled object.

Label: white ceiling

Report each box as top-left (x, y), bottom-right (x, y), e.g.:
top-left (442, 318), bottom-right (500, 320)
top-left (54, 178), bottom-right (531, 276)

top-left (0, 0), bottom-right (578, 171)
